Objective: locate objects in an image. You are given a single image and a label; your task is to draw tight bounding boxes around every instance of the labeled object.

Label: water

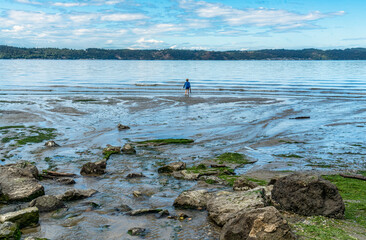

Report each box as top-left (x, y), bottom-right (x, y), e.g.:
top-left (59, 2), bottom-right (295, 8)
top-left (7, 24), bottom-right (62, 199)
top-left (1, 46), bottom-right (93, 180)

top-left (1, 60), bottom-right (366, 98)
top-left (1, 60), bottom-right (366, 239)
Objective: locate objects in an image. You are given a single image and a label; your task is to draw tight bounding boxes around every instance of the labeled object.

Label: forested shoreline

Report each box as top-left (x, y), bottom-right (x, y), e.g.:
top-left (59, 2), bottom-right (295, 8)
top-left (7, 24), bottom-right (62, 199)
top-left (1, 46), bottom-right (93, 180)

top-left (1, 45), bottom-right (366, 60)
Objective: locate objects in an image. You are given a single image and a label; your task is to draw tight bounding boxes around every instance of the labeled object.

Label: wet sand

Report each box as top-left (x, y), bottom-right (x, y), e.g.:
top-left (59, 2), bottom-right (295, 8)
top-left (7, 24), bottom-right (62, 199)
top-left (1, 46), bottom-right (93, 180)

top-left (1, 93), bottom-right (366, 239)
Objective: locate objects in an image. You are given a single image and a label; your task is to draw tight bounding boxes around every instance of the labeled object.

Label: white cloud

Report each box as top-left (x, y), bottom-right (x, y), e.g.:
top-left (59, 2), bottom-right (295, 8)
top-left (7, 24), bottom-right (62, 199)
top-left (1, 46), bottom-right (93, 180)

top-left (137, 38), bottom-right (164, 44)
top-left (7, 10), bottom-right (62, 24)
top-left (53, 2), bottom-right (88, 7)
top-left (2, 25), bottom-right (25, 33)
top-left (15, 0), bottom-right (41, 5)
top-left (69, 14), bottom-right (98, 23)
top-left (132, 23), bottom-right (184, 35)
top-left (100, 13), bottom-right (147, 21)
top-left (179, 0), bottom-right (345, 29)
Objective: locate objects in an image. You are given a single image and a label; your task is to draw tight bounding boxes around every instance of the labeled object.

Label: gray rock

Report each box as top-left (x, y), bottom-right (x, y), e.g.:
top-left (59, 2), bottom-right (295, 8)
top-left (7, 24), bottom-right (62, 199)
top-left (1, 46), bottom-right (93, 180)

top-left (122, 143), bottom-right (136, 154)
top-left (127, 208), bottom-right (162, 216)
top-left (207, 188), bottom-right (267, 227)
top-left (172, 170), bottom-right (200, 180)
top-left (126, 173), bottom-right (145, 179)
top-left (272, 173), bottom-right (345, 219)
top-left (0, 221), bottom-right (21, 240)
top-left (158, 162), bottom-right (186, 173)
top-left (102, 145), bottom-right (121, 155)
top-left (233, 176), bottom-right (259, 191)
top-left (128, 227), bottom-right (146, 236)
top-left (0, 207), bottom-right (39, 229)
top-left (173, 190), bottom-right (213, 209)
top-left (56, 189), bottom-right (97, 201)
top-left (114, 204), bottom-right (132, 212)
top-left (0, 162), bottom-right (44, 202)
top-left (220, 206), bottom-right (296, 240)
top-left (199, 175), bottom-right (227, 185)
top-left (29, 195), bottom-right (65, 212)
top-left (44, 141), bottom-right (59, 147)
top-left (156, 209), bottom-right (170, 218)
top-left (80, 160), bottom-right (106, 176)
top-left (117, 124), bottom-right (130, 130)
top-left (56, 178), bottom-right (75, 185)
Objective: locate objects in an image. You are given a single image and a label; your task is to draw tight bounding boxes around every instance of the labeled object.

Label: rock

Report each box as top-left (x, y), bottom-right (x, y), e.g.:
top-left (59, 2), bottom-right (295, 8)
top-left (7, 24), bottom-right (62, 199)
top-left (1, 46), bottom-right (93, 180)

top-left (271, 173), bottom-right (345, 219)
top-left (114, 204), bottom-right (132, 212)
top-left (127, 208), bottom-right (162, 216)
top-left (29, 195), bottom-right (65, 212)
top-left (207, 188), bottom-right (267, 227)
top-left (172, 170), bottom-right (200, 180)
top-left (0, 221), bottom-right (21, 240)
top-left (118, 124), bottom-right (130, 130)
top-left (56, 178), bottom-right (75, 185)
top-left (56, 189), bottom-right (97, 201)
top-left (220, 206), bottom-right (296, 240)
top-left (80, 160), bottom-right (106, 176)
top-left (199, 175), bottom-right (227, 185)
top-left (126, 173), bottom-right (145, 179)
top-left (128, 227), bottom-right (146, 236)
top-left (233, 177), bottom-right (259, 191)
top-left (158, 162), bottom-right (186, 173)
top-left (173, 190), bottom-right (213, 209)
top-left (102, 145), bottom-right (121, 155)
top-left (0, 162), bottom-right (44, 202)
top-left (168, 213), bottom-right (190, 220)
top-left (0, 207), bottom-right (39, 229)
top-left (44, 141), bottom-right (59, 147)
top-left (156, 209), bottom-right (170, 218)
top-left (132, 191), bottom-right (142, 198)
top-left (122, 143), bottom-right (136, 154)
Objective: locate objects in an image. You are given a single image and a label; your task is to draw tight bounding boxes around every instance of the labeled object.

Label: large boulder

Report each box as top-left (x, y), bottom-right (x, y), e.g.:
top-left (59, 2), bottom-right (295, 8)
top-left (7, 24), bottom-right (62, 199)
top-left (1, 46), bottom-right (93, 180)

top-left (56, 189), bottom-right (97, 201)
top-left (173, 190), bottom-right (213, 209)
top-left (29, 195), bottom-right (65, 212)
top-left (0, 162), bottom-right (44, 202)
top-left (220, 206), bottom-right (295, 240)
top-left (207, 188), bottom-right (267, 227)
top-left (80, 160), bottom-right (106, 176)
top-left (0, 207), bottom-right (39, 229)
top-left (0, 221), bottom-right (21, 240)
top-left (158, 162), bottom-right (186, 173)
top-left (271, 173), bottom-right (345, 219)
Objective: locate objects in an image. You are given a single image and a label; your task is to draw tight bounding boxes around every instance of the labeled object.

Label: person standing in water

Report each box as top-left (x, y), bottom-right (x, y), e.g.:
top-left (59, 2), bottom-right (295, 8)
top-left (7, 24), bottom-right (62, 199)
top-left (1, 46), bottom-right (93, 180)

top-left (183, 78), bottom-right (191, 95)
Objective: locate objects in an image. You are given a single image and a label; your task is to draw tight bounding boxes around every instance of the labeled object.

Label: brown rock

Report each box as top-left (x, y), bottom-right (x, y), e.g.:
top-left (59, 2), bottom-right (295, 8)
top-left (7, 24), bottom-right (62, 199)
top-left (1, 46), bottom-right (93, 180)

top-left (271, 173), bottom-right (345, 219)
top-left (220, 206), bottom-right (296, 240)
top-left (80, 160), bottom-right (106, 176)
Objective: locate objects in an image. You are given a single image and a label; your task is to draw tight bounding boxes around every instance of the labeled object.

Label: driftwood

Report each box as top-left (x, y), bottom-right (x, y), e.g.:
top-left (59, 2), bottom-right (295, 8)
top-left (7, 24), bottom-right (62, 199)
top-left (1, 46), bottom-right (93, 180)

top-left (340, 174), bottom-right (366, 181)
top-left (44, 170), bottom-right (77, 177)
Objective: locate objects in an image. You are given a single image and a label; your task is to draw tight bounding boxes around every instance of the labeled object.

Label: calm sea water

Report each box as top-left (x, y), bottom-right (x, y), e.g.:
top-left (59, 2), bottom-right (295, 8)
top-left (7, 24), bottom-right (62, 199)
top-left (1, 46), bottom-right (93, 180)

top-left (1, 60), bottom-right (366, 98)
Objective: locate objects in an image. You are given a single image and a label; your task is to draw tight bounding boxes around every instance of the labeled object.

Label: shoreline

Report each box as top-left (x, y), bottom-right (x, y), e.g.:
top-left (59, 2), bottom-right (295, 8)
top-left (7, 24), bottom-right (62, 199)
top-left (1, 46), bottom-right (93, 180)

top-left (0, 94), bottom-right (365, 239)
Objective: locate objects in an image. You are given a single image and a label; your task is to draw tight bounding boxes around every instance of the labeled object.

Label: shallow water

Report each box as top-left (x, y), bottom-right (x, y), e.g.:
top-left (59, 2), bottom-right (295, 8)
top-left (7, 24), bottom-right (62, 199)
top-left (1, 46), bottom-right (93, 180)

top-left (0, 60), bottom-right (366, 239)
top-left (1, 60), bottom-right (366, 98)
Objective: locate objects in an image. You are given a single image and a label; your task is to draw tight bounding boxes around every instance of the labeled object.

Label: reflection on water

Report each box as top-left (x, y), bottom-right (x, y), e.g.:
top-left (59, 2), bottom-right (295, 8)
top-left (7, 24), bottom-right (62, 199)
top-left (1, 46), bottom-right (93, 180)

top-left (1, 60), bottom-right (366, 98)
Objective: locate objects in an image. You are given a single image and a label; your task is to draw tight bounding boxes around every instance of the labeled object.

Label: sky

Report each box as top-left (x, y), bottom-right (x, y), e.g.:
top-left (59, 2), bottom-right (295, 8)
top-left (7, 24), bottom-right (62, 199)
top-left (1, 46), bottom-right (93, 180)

top-left (0, 0), bottom-right (365, 50)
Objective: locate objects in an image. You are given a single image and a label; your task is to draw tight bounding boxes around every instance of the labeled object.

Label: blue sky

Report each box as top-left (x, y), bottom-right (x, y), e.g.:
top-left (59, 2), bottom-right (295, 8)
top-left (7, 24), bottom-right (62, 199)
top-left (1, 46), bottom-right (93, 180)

top-left (0, 0), bottom-right (365, 50)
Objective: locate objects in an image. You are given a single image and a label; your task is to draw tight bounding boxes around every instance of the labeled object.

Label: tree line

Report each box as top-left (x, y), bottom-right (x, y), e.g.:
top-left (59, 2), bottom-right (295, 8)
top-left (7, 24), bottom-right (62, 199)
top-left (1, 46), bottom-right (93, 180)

top-left (0, 45), bottom-right (365, 60)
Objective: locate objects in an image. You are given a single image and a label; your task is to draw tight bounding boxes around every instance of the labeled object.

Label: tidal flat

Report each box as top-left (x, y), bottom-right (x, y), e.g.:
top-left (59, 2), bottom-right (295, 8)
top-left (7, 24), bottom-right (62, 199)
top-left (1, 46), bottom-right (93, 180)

top-left (1, 93), bottom-right (366, 239)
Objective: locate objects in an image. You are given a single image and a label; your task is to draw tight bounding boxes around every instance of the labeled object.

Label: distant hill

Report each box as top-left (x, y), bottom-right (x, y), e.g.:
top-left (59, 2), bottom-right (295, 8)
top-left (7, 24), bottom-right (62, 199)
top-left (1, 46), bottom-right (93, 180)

top-left (0, 45), bottom-right (366, 60)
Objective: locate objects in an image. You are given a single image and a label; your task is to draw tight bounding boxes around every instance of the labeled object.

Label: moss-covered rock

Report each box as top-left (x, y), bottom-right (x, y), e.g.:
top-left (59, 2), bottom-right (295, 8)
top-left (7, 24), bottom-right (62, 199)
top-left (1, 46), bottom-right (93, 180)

top-left (0, 207), bottom-right (39, 229)
top-left (0, 221), bottom-right (21, 240)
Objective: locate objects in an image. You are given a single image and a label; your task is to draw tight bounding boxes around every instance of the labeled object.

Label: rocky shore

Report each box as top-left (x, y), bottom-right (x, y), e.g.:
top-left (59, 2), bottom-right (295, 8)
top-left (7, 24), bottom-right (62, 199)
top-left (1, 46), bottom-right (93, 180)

top-left (0, 95), bottom-right (365, 239)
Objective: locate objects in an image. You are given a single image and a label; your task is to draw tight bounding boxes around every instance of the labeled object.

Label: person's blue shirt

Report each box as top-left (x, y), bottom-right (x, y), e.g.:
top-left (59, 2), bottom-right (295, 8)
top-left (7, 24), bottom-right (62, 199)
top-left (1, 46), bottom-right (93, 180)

top-left (183, 81), bottom-right (191, 89)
